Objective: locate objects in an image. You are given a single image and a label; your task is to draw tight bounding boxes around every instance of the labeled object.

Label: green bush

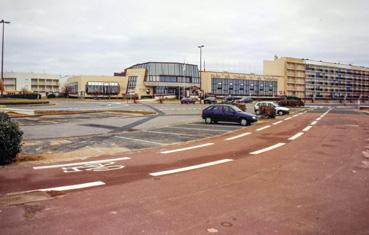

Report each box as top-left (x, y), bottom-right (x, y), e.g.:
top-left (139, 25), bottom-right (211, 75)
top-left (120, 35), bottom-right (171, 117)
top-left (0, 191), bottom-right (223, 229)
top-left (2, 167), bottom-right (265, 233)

top-left (0, 112), bottom-right (23, 165)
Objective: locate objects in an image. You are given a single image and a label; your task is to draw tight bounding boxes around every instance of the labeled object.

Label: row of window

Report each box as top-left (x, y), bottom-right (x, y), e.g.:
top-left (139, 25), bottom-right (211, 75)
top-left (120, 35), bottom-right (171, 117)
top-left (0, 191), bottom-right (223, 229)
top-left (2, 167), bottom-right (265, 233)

top-left (85, 82), bottom-right (120, 95)
top-left (132, 63), bottom-right (199, 78)
top-left (146, 75), bottom-right (200, 84)
top-left (211, 78), bottom-right (277, 96)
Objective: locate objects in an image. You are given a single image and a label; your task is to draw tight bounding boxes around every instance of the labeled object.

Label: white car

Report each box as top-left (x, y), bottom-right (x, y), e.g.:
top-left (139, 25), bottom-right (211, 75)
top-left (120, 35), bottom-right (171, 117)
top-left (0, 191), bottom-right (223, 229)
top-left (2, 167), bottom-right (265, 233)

top-left (254, 102), bottom-right (290, 115)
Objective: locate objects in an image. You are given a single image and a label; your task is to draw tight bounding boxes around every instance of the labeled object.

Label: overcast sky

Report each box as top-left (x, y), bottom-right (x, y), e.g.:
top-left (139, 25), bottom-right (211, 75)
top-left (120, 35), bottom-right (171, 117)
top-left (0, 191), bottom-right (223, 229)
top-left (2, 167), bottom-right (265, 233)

top-left (1, 0), bottom-right (368, 75)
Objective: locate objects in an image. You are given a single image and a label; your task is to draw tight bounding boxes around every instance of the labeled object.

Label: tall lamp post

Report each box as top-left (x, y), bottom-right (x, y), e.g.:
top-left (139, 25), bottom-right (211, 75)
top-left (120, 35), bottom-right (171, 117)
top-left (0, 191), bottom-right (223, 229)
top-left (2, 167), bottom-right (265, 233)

top-left (1, 20), bottom-right (10, 96)
top-left (198, 45), bottom-right (204, 101)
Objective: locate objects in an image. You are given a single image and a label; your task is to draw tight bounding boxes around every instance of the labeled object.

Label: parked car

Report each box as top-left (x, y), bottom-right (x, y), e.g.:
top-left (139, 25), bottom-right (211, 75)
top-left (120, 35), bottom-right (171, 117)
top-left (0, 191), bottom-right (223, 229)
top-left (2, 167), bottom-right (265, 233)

top-left (202, 104), bottom-right (258, 126)
top-left (180, 97), bottom-right (196, 104)
top-left (254, 102), bottom-right (290, 115)
top-left (278, 96), bottom-right (304, 107)
top-left (204, 96), bottom-right (217, 104)
top-left (222, 96), bottom-right (240, 104)
top-left (236, 97), bottom-right (253, 104)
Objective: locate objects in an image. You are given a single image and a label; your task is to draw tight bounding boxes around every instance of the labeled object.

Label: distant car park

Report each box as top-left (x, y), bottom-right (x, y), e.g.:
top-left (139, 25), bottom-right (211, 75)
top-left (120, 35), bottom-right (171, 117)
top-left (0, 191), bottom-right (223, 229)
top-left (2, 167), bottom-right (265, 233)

top-left (202, 104), bottom-right (258, 126)
top-left (181, 97), bottom-right (196, 104)
top-left (204, 97), bottom-right (217, 104)
top-left (254, 101), bottom-right (290, 115)
top-left (236, 97), bottom-right (253, 104)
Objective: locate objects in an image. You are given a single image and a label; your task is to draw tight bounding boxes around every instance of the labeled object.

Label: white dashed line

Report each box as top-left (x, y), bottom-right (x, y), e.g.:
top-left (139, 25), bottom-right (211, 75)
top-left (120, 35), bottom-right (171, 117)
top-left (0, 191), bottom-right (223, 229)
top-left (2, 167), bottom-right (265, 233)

top-left (161, 143), bottom-right (214, 154)
top-left (293, 114), bottom-right (299, 117)
top-left (33, 157), bottom-right (131, 170)
top-left (250, 143), bottom-right (286, 155)
top-left (284, 117), bottom-right (292, 120)
top-left (21, 181), bottom-right (106, 193)
top-left (316, 117), bottom-right (322, 121)
top-left (272, 121), bottom-right (283, 125)
top-left (114, 136), bottom-right (163, 145)
top-left (149, 159), bottom-right (233, 176)
top-left (256, 125), bottom-right (271, 131)
top-left (288, 132), bottom-right (304, 140)
top-left (225, 132), bottom-right (252, 141)
top-left (144, 130), bottom-right (199, 137)
top-left (303, 126), bottom-right (312, 132)
top-left (311, 121), bottom-right (318, 125)
top-left (169, 127), bottom-right (225, 132)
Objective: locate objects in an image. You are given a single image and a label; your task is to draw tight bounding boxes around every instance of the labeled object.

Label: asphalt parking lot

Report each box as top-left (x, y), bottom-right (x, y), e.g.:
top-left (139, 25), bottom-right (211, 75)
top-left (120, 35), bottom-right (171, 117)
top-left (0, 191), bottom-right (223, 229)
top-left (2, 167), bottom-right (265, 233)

top-left (9, 100), bottom-right (304, 160)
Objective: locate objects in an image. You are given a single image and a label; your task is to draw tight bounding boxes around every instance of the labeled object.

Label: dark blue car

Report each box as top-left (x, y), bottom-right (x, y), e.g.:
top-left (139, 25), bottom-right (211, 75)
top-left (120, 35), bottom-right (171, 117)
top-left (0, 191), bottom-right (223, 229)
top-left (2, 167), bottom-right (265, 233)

top-left (202, 104), bottom-right (258, 126)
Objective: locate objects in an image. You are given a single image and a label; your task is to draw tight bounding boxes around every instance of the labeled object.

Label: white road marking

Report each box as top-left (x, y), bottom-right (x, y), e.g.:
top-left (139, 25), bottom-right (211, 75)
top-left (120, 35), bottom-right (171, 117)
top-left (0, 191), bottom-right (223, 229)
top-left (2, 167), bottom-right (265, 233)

top-left (161, 143), bottom-right (214, 154)
top-left (256, 125), bottom-right (271, 131)
top-left (303, 126), bottom-right (312, 132)
top-left (288, 132), bottom-right (304, 140)
top-left (284, 117), bottom-right (292, 120)
top-left (169, 126), bottom-right (225, 132)
top-left (114, 136), bottom-right (163, 145)
top-left (144, 130), bottom-right (199, 137)
top-left (250, 143), bottom-right (286, 155)
top-left (272, 121), bottom-right (283, 125)
top-left (149, 159), bottom-right (233, 176)
top-left (33, 157), bottom-right (131, 170)
top-left (311, 121), bottom-right (318, 125)
top-left (293, 114), bottom-right (299, 117)
top-left (225, 132), bottom-right (252, 141)
top-left (36, 181), bottom-right (105, 192)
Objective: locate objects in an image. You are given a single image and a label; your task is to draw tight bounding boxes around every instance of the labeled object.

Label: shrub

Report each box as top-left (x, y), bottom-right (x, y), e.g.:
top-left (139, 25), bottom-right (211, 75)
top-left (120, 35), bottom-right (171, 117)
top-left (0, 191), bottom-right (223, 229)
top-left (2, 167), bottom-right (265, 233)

top-left (0, 112), bottom-right (23, 165)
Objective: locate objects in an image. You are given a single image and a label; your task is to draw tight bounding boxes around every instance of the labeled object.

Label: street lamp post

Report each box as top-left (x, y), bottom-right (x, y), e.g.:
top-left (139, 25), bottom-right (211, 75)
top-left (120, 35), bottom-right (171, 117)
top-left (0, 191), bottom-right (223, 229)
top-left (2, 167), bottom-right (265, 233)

top-left (1, 20), bottom-right (10, 96)
top-left (198, 45), bottom-right (204, 102)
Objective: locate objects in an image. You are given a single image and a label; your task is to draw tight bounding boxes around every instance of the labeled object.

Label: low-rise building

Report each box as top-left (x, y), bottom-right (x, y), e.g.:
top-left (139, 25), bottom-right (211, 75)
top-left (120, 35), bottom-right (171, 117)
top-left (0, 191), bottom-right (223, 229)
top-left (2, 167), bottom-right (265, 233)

top-left (66, 75), bottom-right (125, 98)
top-left (2, 72), bottom-right (66, 95)
top-left (201, 71), bottom-right (283, 97)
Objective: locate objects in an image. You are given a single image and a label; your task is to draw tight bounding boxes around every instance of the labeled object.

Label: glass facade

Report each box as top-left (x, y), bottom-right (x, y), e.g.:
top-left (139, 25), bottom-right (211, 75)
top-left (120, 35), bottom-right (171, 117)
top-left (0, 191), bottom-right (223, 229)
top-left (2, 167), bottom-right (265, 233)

top-left (67, 82), bottom-right (78, 94)
top-left (85, 82), bottom-right (120, 95)
top-left (130, 62), bottom-right (200, 85)
top-left (211, 78), bottom-right (277, 96)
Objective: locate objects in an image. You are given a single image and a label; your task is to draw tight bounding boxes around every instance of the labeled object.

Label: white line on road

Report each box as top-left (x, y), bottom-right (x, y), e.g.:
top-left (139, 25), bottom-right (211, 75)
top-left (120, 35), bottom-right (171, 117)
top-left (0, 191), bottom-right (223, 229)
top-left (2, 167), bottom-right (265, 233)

top-left (288, 132), bottom-right (304, 140)
top-left (272, 121), bottom-right (283, 125)
top-left (161, 143), bottom-right (214, 154)
top-left (114, 136), bottom-right (163, 145)
top-left (33, 157), bottom-right (131, 170)
top-left (250, 143), bottom-right (286, 155)
top-left (225, 132), bottom-right (252, 141)
top-left (316, 117), bottom-right (322, 120)
top-left (256, 125), bottom-right (271, 131)
top-left (169, 126), bottom-right (225, 132)
top-left (293, 114), bottom-right (299, 117)
top-left (37, 181), bottom-right (106, 192)
top-left (303, 126), bottom-right (312, 132)
top-left (284, 117), bottom-right (292, 120)
top-left (311, 121), bottom-right (318, 125)
top-left (149, 159), bottom-right (233, 176)
top-left (144, 130), bottom-right (199, 137)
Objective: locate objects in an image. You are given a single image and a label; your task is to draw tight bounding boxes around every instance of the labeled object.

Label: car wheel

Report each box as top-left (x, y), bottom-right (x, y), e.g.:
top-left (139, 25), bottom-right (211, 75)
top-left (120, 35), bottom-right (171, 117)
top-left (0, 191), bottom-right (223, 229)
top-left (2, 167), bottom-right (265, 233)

top-left (278, 110), bottom-right (284, 115)
top-left (240, 119), bottom-right (248, 126)
top-left (205, 117), bottom-right (212, 124)
top-left (255, 110), bottom-right (260, 115)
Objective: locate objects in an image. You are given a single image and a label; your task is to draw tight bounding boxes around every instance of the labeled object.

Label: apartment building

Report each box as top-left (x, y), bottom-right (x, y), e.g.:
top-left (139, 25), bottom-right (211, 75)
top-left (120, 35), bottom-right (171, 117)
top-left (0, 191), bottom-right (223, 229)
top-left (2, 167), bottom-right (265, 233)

top-left (263, 57), bottom-right (369, 100)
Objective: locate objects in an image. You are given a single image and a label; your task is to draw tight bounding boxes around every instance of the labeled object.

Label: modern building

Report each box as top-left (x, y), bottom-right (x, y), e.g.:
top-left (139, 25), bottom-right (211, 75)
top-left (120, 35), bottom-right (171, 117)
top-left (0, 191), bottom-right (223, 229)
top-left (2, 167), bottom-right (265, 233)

top-left (1, 72), bottom-right (67, 95)
top-left (201, 71), bottom-right (283, 97)
top-left (115, 62), bottom-right (201, 98)
top-left (264, 57), bottom-right (369, 100)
